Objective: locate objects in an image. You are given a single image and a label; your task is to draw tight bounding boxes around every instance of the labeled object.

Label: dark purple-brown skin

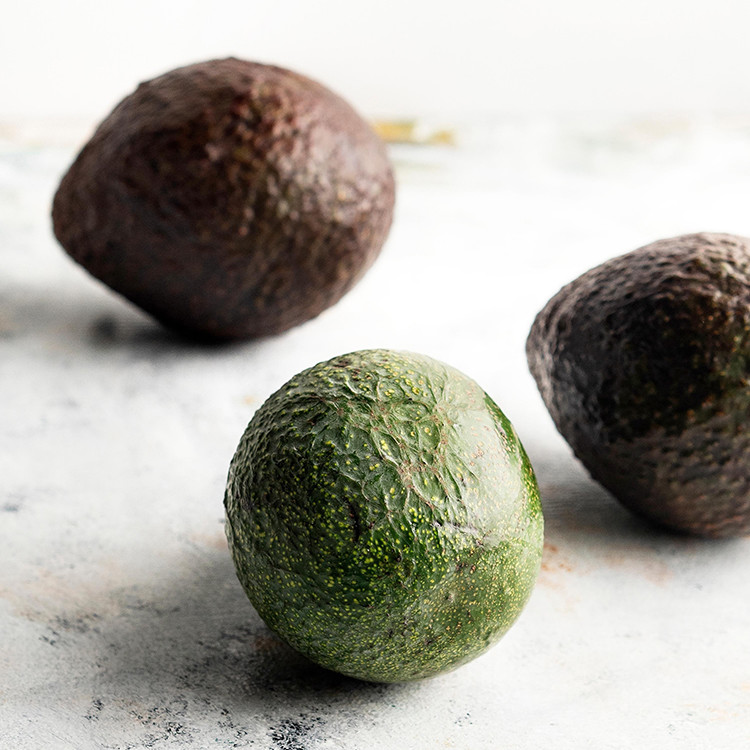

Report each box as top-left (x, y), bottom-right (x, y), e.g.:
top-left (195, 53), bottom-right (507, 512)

top-left (52, 58), bottom-right (396, 340)
top-left (526, 233), bottom-right (750, 538)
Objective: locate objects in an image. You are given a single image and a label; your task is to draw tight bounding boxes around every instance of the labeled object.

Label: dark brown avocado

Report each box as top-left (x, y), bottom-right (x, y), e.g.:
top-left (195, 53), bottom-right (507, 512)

top-left (526, 232), bottom-right (750, 538)
top-left (51, 58), bottom-right (395, 340)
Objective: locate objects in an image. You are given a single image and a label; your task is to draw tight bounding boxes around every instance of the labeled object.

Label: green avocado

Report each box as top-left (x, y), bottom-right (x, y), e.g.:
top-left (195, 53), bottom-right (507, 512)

top-left (224, 349), bottom-right (543, 682)
top-left (526, 232), bottom-right (750, 538)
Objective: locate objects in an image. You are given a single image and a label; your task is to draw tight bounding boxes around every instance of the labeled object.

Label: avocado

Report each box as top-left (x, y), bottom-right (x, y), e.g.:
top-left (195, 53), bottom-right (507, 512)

top-left (526, 232), bottom-right (750, 538)
top-left (224, 349), bottom-right (543, 682)
top-left (51, 58), bottom-right (395, 340)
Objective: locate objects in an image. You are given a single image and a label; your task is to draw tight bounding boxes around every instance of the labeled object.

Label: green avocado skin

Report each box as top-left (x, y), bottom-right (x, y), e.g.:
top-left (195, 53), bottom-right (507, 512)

top-left (527, 232), bottom-right (750, 538)
top-left (224, 349), bottom-right (543, 683)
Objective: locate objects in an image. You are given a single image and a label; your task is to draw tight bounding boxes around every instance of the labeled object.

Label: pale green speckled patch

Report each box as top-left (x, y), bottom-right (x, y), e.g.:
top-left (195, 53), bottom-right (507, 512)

top-left (224, 349), bottom-right (543, 683)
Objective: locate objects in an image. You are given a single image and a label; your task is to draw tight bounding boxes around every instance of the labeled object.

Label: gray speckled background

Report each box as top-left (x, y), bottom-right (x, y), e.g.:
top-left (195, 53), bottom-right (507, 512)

top-left (2, 119), bottom-right (750, 748)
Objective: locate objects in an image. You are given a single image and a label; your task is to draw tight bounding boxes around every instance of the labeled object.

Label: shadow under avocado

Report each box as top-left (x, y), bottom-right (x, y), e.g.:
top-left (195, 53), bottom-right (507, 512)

top-left (1, 277), bottom-right (271, 358)
top-left (529, 441), bottom-right (742, 554)
top-left (85, 540), bottom-right (409, 747)
top-left (87, 310), bottom-right (250, 354)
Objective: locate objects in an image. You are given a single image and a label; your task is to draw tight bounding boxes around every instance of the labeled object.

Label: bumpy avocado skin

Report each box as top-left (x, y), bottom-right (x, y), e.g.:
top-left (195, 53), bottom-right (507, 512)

top-left (51, 58), bottom-right (395, 340)
top-left (224, 349), bottom-right (543, 683)
top-left (527, 232), bottom-right (750, 538)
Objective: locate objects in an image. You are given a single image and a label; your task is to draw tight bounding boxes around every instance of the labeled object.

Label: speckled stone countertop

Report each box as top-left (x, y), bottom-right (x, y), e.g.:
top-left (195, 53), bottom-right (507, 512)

top-left (2, 117), bottom-right (750, 749)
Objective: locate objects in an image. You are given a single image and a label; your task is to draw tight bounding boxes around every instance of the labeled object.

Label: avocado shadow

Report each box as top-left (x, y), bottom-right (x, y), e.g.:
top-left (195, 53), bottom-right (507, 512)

top-left (87, 309), bottom-right (253, 356)
top-left (529, 442), bottom-right (742, 562)
top-left (527, 442), bottom-right (639, 537)
top-left (2, 277), bottom-right (272, 358)
top-left (86, 539), bottom-right (411, 742)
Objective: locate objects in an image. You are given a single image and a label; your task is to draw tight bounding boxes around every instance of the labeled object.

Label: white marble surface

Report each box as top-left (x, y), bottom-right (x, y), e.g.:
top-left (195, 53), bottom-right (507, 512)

top-left (2, 117), bottom-right (750, 748)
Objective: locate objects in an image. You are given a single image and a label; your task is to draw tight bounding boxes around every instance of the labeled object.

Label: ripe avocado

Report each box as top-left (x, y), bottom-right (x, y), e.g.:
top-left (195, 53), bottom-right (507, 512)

top-left (51, 58), bottom-right (395, 340)
top-left (224, 349), bottom-right (543, 682)
top-left (526, 232), bottom-right (750, 538)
